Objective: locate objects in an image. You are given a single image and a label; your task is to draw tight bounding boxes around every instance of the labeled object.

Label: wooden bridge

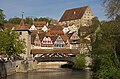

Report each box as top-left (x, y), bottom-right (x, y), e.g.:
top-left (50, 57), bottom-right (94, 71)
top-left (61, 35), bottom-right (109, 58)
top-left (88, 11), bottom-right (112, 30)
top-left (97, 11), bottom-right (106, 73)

top-left (31, 49), bottom-right (80, 62)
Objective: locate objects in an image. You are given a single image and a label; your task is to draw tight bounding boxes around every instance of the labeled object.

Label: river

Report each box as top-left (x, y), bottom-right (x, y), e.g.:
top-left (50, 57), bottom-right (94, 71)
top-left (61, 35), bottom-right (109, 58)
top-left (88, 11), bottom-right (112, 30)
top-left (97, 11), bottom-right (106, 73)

top-left (6, 68), bottom-right (91, 79)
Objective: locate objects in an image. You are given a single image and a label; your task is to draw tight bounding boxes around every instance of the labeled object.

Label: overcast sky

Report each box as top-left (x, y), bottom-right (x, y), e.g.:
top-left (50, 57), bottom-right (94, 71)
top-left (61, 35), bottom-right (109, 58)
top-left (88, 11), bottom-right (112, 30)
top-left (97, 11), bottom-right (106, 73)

top-left (0, 0), bottom-right (107, 21)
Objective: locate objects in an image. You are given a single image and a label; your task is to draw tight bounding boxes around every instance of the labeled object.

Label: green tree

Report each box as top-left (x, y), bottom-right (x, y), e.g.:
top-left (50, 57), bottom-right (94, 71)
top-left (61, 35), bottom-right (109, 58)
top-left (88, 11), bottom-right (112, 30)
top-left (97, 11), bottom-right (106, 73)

top-left (73, 54), bottom-right (86, 70)
top-left (0, 29), bottom-right (25, 58)
top-left (34, 17), bottom-right (39, 22)
top-left (92, 21), bottom-right (120, 79)
top-left (91, 17), bottom-right (100, 33)
top-left (25, 17), bottom-right (33, 25)
top-left (39, 17), bottom-right (51, 24)
top-left (8, 17), bottom-right (21, 24)
top-left (34, 17), bottom-right (51, 24)
top-left (0, 9), bottom-right (5, 30)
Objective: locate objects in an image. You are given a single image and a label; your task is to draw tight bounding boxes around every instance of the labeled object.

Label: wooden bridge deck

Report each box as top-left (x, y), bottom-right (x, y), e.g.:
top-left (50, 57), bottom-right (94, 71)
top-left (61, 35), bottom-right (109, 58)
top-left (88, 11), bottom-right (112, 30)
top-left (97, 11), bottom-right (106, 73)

top-left (31, 49), bottom-right (80, 54)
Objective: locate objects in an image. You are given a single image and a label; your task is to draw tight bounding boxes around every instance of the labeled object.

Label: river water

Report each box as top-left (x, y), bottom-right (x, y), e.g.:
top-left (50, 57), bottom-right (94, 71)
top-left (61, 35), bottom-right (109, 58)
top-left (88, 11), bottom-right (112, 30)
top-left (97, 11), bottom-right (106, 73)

top-left (6, 68), bottom-right (91, 79)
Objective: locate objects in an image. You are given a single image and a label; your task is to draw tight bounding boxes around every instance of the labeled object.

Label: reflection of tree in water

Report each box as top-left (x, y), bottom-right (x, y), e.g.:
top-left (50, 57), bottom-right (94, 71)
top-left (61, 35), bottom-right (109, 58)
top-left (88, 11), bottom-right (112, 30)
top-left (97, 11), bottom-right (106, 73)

top-left (0, 61), bottom-right (7, 79)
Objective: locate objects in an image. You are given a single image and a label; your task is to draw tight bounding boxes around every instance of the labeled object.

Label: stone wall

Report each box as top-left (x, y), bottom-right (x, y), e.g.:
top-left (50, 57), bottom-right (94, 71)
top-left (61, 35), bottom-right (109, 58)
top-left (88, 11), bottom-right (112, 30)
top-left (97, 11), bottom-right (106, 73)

top-left (5, 62), bottom-right (16, 75)
top-left (0, 61), bottom-right (7, 78)
top-left (15, 60), bottom-right (37, 72)
top-left (0, 60), bottom-right (38, 78)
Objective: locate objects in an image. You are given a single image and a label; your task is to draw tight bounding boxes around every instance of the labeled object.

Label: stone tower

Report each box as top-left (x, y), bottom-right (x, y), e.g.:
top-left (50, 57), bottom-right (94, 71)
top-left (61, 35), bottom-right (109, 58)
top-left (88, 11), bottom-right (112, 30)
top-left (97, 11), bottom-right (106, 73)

top-left (16, 19), bottom-right (31, 60)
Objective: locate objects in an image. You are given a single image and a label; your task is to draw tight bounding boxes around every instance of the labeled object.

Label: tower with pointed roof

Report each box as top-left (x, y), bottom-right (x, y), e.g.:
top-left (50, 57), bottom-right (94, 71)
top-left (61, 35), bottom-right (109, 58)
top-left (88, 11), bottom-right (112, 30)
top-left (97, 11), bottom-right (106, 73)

top-left (16, 18), bottom-right (31, 60)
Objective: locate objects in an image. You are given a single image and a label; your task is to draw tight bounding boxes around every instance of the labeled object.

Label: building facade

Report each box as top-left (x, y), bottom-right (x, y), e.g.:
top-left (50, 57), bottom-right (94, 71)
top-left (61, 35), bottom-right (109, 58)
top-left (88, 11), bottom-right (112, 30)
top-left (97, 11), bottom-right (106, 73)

top-left (59, 6), bottom-right (94, 27)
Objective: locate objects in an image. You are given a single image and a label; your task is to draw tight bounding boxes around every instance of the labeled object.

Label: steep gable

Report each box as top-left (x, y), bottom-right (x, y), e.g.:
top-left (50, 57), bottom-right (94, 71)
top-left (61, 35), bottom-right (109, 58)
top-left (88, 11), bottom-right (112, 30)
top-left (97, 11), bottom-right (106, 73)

top-left (31, 33), bottom-right (37, 44)
top-left (42, 25), bottom-right (48, 32)
top-left (54, 36), bottom-right (65, 44)
top-left (42, 36), bottom-right (53, 44)
top-left (63, 27), bottom-right (69, 34)
top-left (54, 35), bottom-right (66, 48)
top-left (70, 32), bottom-right (80, 40)
top-left (34, 34), bottom-right (41, 46)
top-left (29, 25), bottom-right (37, 30)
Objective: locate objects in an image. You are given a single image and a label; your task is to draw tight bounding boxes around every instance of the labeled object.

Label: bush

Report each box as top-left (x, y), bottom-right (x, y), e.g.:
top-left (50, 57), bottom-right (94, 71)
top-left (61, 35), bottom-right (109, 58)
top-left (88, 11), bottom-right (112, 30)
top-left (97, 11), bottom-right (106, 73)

top-left (73, 54), bottom-right (86, 70)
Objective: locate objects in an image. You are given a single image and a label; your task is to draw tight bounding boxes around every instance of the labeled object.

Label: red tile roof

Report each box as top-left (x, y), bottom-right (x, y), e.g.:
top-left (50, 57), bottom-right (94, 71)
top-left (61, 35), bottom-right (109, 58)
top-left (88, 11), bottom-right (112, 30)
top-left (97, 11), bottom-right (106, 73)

top-left (61, 35), bottom-right (68, 43)
top-left (4, 23), bottom-right (19, 29)
top-left (25, 24), bottom-right (31, 29)
top-left (46, 30), bottom-right (64, 36)
top-left (33, 21), bottom-right (47, 27)
top-left (59, 6), bottom-right (88, 22)
top-left (50, 36), bottom-right (58, 43)
top-left (47, 24), bottom-right (63, 30)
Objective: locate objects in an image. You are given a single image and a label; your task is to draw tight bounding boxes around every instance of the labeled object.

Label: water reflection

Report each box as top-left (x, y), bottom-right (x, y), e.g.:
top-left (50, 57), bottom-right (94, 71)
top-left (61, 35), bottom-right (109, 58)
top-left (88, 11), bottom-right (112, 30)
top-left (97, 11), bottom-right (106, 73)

top-left (7, 68), bottom-right (91, 79)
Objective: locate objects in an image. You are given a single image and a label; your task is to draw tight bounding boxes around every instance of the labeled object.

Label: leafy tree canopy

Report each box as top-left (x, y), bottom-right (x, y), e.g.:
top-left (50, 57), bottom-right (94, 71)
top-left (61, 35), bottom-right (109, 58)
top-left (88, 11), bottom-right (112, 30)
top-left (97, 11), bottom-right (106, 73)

top-left (92, 21), bottom-right (120, 79)
top-left (8, 17), bottom-right (21, 24)
top-left (34, 17), bottom-right (51, 24)
top-left (73, 54), bottom-right (86, 70)
top-left (0, 9), bottom-right (5, 29)
top-left (0, 29), bottom-right (26, 58)
top-left (25, 17), bottom-right (33, 25)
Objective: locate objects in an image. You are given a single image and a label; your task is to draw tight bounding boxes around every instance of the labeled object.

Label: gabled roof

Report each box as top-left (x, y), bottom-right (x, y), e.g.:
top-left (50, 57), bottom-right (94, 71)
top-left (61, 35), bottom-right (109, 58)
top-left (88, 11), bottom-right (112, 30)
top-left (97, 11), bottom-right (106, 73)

top-left (29, 25), bottom-right (37, 30)
top-left (50, 36), bottom-right (58, 43)
top-left (16, 19), bottom-right (29, 31)
top-left (34, 21), bottom-right (47, 27)
top-left (61, 35), bottom-right (68, 43)
top-left (59, 6), bottom-right (88, 22)
top-left (31, 33), bottom-right (37, 43)
top-left (67, 32), bottom-right (74, 39)
top-left (70, 32), bottom-right (80, 40)
top-left (46, 30), bottom-right (64, 36)
top-left (38, 32), bottom-right (46, 41)
top-left (47, 24), bottom-right (63, 30)
top-left (31, 32), bottom-right (46, 44)
top-left (4, 23), bottom-right (19, 30)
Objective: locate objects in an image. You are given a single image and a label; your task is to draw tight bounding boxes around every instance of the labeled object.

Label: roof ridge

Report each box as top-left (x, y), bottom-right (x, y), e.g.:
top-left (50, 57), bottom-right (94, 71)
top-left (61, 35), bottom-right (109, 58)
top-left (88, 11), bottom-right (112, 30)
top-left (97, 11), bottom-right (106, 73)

top-left (66, 6), bottom-right (89, 11)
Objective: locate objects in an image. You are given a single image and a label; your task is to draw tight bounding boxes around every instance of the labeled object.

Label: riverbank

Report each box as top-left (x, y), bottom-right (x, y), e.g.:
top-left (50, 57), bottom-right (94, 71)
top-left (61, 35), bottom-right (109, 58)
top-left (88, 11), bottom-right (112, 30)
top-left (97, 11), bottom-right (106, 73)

top-left (6, 68), bottom-right (91, 79)
top-left (1, 60), bottom-right (91, 79)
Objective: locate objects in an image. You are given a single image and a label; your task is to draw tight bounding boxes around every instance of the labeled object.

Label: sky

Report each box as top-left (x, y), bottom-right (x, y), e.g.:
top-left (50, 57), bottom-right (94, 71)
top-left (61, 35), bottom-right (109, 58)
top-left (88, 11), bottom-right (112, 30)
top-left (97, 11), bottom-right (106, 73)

top-left (0, 0), bottom-right (107, 21)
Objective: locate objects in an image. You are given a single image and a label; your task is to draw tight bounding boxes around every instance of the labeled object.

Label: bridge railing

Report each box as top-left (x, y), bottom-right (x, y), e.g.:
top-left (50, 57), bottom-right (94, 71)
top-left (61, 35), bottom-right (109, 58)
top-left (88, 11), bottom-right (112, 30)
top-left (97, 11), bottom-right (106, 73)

top-left (35, 57), bottom-right (75, 62)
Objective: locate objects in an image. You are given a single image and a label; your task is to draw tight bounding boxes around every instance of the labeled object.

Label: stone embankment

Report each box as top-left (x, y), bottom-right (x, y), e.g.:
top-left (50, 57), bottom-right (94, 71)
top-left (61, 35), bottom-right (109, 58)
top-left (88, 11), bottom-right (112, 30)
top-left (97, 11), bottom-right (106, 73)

top-left (0, 60), bottom-right (38, 78)
top-left (0, 61), bottom-right (7, 79)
